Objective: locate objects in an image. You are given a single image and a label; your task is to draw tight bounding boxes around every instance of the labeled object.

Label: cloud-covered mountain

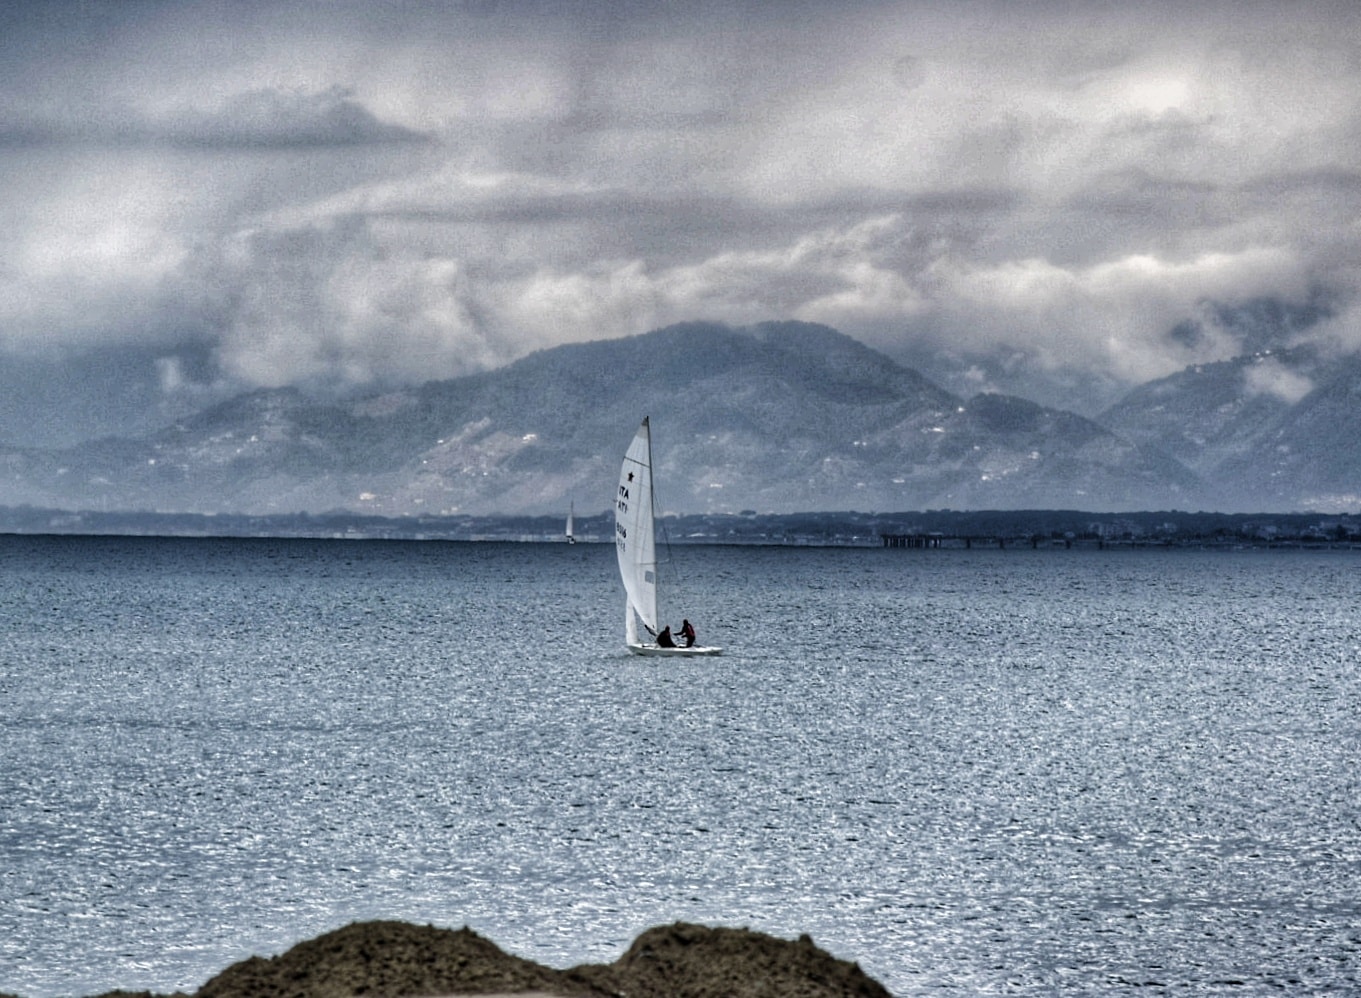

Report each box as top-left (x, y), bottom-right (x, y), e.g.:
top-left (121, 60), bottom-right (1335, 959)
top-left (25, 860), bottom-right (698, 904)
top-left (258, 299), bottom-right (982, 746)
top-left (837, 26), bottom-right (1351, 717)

top-left (0, 321), bottom-right (1208, 517)
top-left (891, 296), bottom-right (1336, 418)
top-left (8, 318), bottom-right (1361, 517)
top-left (1100, 345), bottom-right (1361, 511)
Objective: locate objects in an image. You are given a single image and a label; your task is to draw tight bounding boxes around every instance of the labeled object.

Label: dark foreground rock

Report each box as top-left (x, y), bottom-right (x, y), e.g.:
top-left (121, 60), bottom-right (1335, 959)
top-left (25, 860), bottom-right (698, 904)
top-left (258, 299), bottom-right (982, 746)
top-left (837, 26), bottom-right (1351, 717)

top-left (575, 922), bottom-right (892, 998)
top-left (68, 920), bottom-right (891, 998)
top-left (195, 920), bottom-right (592, 998)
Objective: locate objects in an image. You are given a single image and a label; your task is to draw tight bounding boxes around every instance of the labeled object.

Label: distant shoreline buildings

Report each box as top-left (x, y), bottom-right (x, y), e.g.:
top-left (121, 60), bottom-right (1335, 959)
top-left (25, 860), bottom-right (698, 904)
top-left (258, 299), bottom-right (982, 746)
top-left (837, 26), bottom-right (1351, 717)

top-left (3, 505), bottom-right (1359, 549)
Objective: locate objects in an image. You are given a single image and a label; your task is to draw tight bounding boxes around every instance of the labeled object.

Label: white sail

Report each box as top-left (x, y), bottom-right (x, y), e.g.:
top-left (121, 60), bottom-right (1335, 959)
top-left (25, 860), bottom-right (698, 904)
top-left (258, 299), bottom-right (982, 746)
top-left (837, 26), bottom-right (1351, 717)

top-left (615, 418), bottom-right (658, 638)
top-left (614, 416), bottom-right (722, 656)
top-left (565, 501), bottom-right (575, 543)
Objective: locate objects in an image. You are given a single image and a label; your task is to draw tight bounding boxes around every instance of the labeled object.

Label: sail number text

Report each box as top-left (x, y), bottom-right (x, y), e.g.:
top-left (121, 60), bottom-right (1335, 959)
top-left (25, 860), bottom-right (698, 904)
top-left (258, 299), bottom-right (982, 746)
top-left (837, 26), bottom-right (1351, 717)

top-left (616, 484), bottom-right (629, 550)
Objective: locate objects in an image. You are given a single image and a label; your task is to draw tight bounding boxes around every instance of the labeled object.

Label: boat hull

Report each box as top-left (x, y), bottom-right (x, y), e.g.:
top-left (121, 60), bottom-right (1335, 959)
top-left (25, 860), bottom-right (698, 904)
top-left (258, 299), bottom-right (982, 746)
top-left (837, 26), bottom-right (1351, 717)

top-left (627, 643), bottom-right (723, 657)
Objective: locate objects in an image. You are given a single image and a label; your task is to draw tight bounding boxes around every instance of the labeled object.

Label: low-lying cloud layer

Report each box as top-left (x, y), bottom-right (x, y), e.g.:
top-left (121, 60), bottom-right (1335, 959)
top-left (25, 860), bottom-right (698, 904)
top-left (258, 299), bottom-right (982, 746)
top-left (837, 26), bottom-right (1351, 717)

top-left (2, 0), bottom-right (1359, 444)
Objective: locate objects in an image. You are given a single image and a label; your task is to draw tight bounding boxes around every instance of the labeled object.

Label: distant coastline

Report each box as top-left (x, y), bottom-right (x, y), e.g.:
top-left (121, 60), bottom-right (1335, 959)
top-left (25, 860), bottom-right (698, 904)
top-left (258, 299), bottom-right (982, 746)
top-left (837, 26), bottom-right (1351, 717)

top-left (3, 504), bottom-right (1359, 549)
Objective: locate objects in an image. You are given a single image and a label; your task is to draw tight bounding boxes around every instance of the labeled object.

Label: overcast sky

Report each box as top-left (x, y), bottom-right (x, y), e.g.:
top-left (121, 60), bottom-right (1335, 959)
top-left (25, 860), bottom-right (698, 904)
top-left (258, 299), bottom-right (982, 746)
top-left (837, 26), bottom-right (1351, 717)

top-left (3, 0), bottom-right (1360, 443)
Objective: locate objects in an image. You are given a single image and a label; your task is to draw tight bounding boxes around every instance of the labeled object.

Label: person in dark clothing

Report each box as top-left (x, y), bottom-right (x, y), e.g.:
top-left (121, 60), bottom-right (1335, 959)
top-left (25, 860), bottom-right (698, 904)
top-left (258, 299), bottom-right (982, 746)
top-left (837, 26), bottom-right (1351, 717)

top-left (656, 625), bottom-right (675, 647)
top-left (679, 619), bottom-right (696, 647)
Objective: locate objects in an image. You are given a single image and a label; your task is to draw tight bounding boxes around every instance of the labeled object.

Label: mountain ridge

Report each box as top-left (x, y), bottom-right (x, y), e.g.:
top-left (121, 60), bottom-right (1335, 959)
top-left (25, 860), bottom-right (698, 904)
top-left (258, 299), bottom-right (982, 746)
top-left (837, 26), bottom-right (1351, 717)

top-left (1, 319), bottom-right (1354, 515)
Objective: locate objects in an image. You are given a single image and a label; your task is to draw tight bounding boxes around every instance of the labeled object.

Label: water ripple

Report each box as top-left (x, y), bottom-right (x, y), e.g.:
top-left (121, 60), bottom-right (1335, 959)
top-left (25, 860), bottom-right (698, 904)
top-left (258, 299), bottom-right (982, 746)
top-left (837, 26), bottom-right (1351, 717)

top-left (2, 539), bottom-right (1360, 996)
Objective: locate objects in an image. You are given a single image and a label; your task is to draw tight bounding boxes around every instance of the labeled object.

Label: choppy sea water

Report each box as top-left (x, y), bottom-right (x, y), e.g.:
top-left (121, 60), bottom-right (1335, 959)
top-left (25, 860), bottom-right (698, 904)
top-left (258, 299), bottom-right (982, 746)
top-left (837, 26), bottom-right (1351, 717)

top-left (1, 535), bottom-right (1359, 997)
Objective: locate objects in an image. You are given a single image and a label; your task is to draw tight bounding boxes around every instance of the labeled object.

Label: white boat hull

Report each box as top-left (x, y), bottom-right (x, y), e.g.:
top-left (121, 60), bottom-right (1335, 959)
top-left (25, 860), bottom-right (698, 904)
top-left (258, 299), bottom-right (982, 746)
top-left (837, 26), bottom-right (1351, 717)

top-left (628, 642), bottom-right (723, 657)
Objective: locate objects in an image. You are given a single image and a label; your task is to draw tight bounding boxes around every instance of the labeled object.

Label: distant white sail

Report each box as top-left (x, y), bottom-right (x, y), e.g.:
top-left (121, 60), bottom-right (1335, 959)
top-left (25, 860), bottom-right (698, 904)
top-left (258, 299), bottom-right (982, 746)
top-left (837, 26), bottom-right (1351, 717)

top-left (566, 501), bottom-right (575, 543)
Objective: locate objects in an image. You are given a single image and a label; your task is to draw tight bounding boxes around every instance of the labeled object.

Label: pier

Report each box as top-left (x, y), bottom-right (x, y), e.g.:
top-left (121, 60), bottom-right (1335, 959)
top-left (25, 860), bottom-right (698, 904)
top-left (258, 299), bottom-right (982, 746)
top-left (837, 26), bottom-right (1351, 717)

top-left (881, 533), bottom-right (944, 548)
top-left (881, 533), bottom-right (1010, 548)
top-left (881, 533), bottom-right (1090, 549)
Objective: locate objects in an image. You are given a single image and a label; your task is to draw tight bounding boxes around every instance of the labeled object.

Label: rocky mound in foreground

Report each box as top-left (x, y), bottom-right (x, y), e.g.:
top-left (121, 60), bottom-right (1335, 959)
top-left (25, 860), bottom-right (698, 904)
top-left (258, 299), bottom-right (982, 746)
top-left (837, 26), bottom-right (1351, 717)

top-left (577, 921), bottom-right (892, 998)
top-left (59, 920), bottom-right (891, 998)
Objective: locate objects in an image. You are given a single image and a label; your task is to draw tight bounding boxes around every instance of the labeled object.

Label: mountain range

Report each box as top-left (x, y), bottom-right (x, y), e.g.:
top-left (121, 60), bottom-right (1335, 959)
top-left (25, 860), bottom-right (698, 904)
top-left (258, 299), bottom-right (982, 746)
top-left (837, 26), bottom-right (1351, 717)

top-left (2, 320), bottom-right (1357, 516)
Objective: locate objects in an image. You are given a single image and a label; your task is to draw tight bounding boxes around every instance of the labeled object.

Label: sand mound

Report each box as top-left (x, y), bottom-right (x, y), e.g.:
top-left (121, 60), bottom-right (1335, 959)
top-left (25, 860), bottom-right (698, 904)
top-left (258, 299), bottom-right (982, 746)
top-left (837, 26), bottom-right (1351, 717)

top-left (80, 919), bottom-right (891, 998)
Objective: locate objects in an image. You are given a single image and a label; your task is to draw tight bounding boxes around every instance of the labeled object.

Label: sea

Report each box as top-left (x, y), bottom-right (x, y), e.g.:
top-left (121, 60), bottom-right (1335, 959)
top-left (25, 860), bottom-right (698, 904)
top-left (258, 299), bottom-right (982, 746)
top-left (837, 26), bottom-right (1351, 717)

top-left (1, 534), bottom-right (1358, 997)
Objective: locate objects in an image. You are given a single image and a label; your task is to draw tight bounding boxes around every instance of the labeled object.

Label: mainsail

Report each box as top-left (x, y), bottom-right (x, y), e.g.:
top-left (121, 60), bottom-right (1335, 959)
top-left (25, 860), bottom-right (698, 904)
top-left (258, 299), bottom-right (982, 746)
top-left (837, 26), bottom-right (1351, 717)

top-left (615, 417), bottom-right (658, 643)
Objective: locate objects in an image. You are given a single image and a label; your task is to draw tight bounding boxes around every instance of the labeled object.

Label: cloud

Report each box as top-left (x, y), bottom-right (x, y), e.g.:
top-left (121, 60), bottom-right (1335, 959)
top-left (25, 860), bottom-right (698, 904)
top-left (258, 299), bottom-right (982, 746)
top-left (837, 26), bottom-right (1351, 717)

top-left (157, 86), bottom-right (431, 149)
top-left (197, 219), bottom-right (496, 390)
top-left (1307, 298), bottom-right (1361, 357)
top-left (3, 0), bottom-right (1361, 443)
top-left (0, 85), bottom-right (429, 149)
top-left (1242, 356), bottom-right (1314, 403)
top-left (497, 261), bottom-right (665, 352)
top-left (915, 246), bottom-right (1312, 381)
top-left (0, 157), bottom-right (193, 352)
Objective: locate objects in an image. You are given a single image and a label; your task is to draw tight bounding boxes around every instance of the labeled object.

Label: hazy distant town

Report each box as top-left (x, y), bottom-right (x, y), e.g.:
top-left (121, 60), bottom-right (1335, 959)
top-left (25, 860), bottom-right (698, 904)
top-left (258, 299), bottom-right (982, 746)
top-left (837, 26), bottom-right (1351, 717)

top-left (4, 504), bottom-right (1359, 550)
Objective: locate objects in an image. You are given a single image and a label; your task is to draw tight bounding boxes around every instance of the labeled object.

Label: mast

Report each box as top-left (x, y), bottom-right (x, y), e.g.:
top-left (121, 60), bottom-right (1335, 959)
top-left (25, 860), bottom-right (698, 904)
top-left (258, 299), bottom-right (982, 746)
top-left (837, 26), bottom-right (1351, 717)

top-left (616, 416), bottom-right (659, 642)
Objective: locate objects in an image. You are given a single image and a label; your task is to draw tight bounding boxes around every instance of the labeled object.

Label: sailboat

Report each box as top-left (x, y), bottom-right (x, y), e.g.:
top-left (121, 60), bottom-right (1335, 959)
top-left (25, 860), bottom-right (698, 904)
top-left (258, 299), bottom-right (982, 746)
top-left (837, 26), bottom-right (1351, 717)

top-left (615, 417), bottom-right (722, 656)
top-left (565, 501), bottom-right (576, 544)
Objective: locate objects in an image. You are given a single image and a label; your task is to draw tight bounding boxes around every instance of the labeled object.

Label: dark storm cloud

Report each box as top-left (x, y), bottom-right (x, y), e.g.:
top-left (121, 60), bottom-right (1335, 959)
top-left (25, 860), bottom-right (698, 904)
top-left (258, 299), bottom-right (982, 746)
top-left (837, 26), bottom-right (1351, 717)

top-left (0, 86), bottom-right (431, 149)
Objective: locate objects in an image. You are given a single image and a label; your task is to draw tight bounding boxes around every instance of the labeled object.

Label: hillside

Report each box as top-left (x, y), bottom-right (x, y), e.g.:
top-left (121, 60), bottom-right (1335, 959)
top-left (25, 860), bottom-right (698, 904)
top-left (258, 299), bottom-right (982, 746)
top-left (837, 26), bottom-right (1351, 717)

top-left (0, 321), bottom-right (1209, 516)
top-left (1100, 347), bottom-right (1361, 511)
top-left (8, 317), bottom-right (1360, 516)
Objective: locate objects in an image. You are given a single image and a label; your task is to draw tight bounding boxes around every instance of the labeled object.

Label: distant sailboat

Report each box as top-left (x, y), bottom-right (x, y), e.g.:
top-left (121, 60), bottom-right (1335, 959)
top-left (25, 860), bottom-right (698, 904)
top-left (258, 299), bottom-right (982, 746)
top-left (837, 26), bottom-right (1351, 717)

top-left (565, 501), bottom-right (576, 544)
top-left (614, 417), bottom-right (721, 656)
